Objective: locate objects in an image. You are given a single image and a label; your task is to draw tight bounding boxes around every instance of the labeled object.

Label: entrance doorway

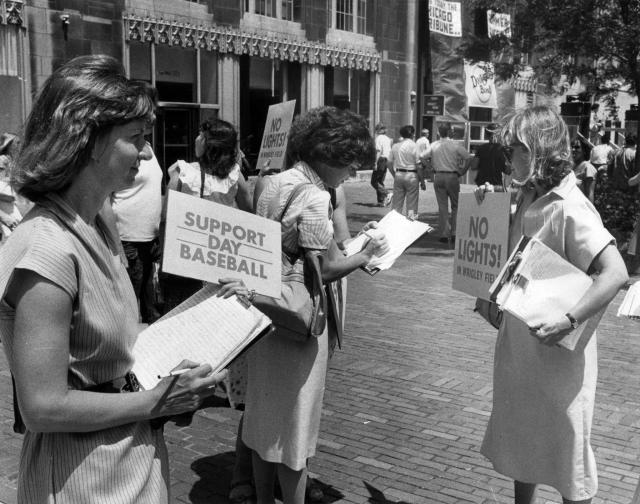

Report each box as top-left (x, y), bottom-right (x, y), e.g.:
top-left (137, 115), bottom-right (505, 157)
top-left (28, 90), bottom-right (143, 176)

top-left (154, 106), bottom-right (200, 184)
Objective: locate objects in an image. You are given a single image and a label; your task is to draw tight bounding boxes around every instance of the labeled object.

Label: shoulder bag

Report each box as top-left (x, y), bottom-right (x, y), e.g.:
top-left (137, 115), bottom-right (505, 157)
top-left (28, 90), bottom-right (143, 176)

top-left (252, 183), bottom-right (328, 341)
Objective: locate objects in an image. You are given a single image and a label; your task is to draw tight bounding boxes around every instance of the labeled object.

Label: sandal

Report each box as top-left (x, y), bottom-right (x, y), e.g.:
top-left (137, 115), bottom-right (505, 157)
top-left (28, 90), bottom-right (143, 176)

top-left (229, 481), bottom-right (255, 504)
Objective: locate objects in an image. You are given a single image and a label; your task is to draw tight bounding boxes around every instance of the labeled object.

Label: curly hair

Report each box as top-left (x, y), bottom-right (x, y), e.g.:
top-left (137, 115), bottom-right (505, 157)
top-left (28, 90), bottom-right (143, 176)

top-left (499, 106), bottom-right (572, 191)
top-left (198, 118), bottom-right (238, 179)
top-left (286, 106), bottom-right (375, 171)
top-left (14, 55), bottom-right (154, 201)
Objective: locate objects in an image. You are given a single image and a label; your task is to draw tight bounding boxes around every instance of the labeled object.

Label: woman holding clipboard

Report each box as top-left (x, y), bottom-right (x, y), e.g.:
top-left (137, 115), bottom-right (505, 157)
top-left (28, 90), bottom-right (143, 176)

top-left (477, 106), bottom-right (627, 504)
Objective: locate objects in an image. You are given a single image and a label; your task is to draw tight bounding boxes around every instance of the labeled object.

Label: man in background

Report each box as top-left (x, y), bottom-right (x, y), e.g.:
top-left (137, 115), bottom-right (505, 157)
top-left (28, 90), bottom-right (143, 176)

top-left (415, 128), bottom-right (432, 181)
top-left (371, 123), bottom-right (393, 207)
top-left (473, 123), bottom-right (509, 189)
top-left (426, 124), bottom-right (473, 243)
top-left (388, 125), bottom-right (424, 219)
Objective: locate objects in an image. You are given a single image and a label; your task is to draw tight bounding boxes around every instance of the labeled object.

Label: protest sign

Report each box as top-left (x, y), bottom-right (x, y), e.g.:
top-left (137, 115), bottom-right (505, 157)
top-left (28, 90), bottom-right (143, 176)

top-left (163, 190), bottom-right (282, 298)
top-left (256, 100), bottom-right (296, 172)
top-left (452, 193), bottom-right (510, 299)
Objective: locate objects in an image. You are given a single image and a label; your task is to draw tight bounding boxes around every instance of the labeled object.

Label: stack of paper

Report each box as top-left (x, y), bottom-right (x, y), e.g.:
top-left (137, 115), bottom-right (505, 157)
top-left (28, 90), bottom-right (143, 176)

top-left (489, 236), bottom-right (600, 351)
top-left (131, 283), bottom-right (272, 390)
top-left (617, 282), bottom-right (640, 319)
top-left (344, 210), bottom-right (432, 274)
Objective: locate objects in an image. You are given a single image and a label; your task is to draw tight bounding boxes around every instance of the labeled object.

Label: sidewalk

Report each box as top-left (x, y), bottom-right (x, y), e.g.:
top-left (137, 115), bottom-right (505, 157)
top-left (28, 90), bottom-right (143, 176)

top-left (0, 179), bottom-right (639, 503)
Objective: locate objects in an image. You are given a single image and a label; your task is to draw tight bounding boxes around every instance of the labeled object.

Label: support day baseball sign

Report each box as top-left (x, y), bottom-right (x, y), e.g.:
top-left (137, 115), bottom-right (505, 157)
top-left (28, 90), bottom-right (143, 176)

top-left (163, 191), bottom-right (282, 298)
top-left (452, 193), bottom-right (510, 300)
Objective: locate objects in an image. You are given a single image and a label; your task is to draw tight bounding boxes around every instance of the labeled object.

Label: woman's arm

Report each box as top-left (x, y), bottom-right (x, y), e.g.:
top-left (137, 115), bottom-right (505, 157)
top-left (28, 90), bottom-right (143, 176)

top-left (318, 233), bottom-right (389, 283)
top-left (530, 244), bottom-right (628, 345)
top-left (235, 175), bottom-right (253, 213)
top-left (7, 270), bottom-right (225, 433)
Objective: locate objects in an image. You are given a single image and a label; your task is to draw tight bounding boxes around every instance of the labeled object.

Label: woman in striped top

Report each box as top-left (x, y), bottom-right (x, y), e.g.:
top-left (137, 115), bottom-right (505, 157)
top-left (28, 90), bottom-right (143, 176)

top-left (0, 55), bottom-right (247, 503)
top-left (244, 107), bottom-right (389, 504)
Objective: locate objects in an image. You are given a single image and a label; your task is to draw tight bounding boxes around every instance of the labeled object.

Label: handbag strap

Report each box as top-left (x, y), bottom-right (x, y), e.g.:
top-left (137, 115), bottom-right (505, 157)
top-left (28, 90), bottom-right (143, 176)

top-left (278, 182), bottom-right (314, 222)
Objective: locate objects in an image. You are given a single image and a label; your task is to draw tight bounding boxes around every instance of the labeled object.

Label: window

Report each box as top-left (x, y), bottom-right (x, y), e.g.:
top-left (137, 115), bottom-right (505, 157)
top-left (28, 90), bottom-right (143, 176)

top-left (331, 0), bottom-right (367, 34)
top-left (245, 0), bottom-right (300, 21)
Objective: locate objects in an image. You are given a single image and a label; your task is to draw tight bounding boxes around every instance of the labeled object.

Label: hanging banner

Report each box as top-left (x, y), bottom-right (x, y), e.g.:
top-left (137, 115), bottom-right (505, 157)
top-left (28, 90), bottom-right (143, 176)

top-left (487, 10), bottom-right (512, 39)
top-left (163, 191), bottom-right (282, 298)
top-left (428, 0), bottom-right (462, 37)
top-left (452, 193), bottom-right (511, 300)
top-left (256, 100), bottom-right (296, 172)
top-left (464, 61), bottom-right (498, 109)
top-left (430, 33), bottom-right (467, 121)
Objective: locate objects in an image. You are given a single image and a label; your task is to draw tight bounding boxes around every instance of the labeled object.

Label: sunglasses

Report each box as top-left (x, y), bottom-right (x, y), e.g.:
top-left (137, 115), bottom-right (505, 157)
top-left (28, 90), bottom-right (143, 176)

top-left (503, 142), bottom-right (528, 163)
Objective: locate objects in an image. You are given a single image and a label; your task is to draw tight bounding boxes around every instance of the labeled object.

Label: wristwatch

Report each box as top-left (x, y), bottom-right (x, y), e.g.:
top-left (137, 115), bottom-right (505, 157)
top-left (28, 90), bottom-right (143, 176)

top-left (565, 313), bottom-right (579, 330)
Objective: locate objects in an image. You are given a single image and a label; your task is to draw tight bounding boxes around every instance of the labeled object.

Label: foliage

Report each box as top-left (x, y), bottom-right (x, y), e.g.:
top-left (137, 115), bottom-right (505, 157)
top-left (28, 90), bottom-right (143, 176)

top-left (459, 0), bottom-right (640, 100)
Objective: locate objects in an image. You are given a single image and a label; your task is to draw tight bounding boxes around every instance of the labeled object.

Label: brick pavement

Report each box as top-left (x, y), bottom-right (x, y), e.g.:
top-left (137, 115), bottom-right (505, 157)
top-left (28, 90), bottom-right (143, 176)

top-left (0, 178), bottom-right (640, 504)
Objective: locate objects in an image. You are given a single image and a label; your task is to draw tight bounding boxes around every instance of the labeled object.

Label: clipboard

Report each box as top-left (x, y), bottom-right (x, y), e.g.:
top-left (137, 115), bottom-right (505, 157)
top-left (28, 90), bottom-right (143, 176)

top-left (343, 210), bottom-right (432, 275)
top-left (489, 235), bottom-right (602, 351)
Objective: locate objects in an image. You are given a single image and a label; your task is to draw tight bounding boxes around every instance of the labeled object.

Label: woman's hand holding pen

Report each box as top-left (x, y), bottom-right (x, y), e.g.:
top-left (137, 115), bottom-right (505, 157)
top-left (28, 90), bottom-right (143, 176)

top-left (362, 231), bottom-right (390, 258)
top-left (528, 313), bottom-right (573, 347)
top-left (151, 359), bottom-right (227, 418)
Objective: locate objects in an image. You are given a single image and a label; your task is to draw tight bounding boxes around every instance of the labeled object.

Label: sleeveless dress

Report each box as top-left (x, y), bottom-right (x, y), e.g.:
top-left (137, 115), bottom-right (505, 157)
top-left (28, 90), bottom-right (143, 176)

top-left (242, 162), bottom-right (334, 470)
top-left (481, 172), bottom-right (614, 501)
top-left (0, 194), bottom-right (168, 503)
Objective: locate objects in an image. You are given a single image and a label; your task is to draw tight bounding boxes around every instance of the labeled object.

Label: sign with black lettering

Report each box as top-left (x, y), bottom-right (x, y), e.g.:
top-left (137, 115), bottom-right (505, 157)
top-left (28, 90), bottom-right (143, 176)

top-left (428, 0), bottom-right (462, 37)
top-left (423, 95), bottom-right (445, 116)
top-left (256, 100), bottom-right (296, 172)
top-left (163, 190), bottom-right (282, 298)
top-left (452, 193), bottom-right (510, 299)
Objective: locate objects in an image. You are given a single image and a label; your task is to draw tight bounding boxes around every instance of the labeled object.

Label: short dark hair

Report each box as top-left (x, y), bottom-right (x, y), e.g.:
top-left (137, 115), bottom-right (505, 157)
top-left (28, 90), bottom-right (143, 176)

top-left (438, 124), bottom-right (451, 138)
top-left (399, 125), bottom-right (415, 139)
top-left (15, 54), bottom-right (154, 201)
top-left (287, 106), bottom-right (375, 170)
top-left (625, 134), bottom-right (637, 147)
top-left (198, 118), bottom-right (238, 178)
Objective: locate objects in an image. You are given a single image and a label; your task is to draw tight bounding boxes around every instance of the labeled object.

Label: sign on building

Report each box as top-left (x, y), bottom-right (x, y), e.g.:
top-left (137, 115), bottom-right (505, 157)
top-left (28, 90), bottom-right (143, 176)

top-left (256, 100), bottom-right (296, 172)
top-left (452, 193), bottom-right (510, 300)
top-left (487, 10), bottom-right (512, 39)
top-left (428, 0), bottom-right (462, 38)
top-left (163, 191), bottom-right (282, 298)
top-left (423, 95), bottom-right (445, 116)
top-left (464, 61), bottom-right (498, 109)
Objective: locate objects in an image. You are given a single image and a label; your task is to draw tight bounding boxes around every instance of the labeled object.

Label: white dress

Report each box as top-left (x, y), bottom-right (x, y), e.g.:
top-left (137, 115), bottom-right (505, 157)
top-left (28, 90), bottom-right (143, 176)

top-left (242, 162), bottom-right (333, 470)
top-left (481, 172), bottom-right (614, 500)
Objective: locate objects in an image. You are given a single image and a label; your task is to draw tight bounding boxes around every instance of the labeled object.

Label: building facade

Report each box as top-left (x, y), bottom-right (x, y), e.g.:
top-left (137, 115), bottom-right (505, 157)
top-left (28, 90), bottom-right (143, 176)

top-left (0, 0), bottom-right (421, 172)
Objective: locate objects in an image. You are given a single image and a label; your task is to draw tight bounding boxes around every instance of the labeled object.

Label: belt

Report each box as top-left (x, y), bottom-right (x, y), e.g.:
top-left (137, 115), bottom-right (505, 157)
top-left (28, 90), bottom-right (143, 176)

top-left (434, 171), bottom-right (458, 174)
top-left (396, 169), bottom-right (417, 172)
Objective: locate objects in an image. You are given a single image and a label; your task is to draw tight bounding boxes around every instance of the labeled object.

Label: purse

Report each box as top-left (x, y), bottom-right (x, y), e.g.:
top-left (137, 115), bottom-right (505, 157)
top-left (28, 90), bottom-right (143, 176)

top-left (474, 298), bottom-right (503, 329)
top-left (252, 183), bottom-right (328, 341)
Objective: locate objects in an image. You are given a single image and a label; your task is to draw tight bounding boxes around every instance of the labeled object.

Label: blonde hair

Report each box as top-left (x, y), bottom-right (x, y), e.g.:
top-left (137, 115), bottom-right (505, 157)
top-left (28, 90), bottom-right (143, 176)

top-left (500, 106), bottom-right (573, 190)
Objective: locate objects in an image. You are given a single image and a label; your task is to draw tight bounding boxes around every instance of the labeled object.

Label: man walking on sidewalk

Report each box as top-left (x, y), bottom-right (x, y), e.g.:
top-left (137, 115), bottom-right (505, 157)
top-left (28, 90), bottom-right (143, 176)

top-left (371, 123), bottom-right (393, 207)
top-left (416, 128), bottom-right (432, 181)
top-left (388, 125), bottom-right (425, 219)
top-left (426, 124), bottom-right (472, 242)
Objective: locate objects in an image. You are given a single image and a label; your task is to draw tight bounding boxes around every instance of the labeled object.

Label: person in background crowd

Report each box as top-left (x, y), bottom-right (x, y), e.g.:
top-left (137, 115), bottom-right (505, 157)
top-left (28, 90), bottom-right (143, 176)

top-left (477, 105), bottom-right (627, 504)
top-left (416, 128), bottom-right (432, 181)
top-left (388, 124), bottom-right (424, 219)
top-left (611, 134), bottom-right (637, 190)
top-left (571, 139), bottom-right (597, 203)
top-left (472, 123), bottom-right (509, 191)
top-left (244, 106), bottom-right (389, 504)
top-left (110, 83), bottom-right (163, 323)
top-left (0, 54), bottom-right (248, 504)
top-left (589, 131), bottom-right (615, 174)
top-left (0, 133), bottom-right (25, 244)
top-left (425, 123), bottom-right (472, 243)
top-left (370, 123), bottom-right (392, 207)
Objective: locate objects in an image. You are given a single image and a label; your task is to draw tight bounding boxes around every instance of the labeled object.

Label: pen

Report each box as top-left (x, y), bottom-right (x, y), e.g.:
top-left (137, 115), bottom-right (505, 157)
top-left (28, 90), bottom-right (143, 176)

top-left (157, 368), bottom-right (191, 380)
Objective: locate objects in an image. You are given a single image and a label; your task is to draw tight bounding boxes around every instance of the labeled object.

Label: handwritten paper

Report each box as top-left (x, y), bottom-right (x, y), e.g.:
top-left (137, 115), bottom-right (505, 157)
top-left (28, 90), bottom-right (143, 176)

top-left (344, 210), bottom-right (432, 273)
top-left (131, 283), bottom-right (272, 390)
top-left (618, 282), bottom-right (640, 319)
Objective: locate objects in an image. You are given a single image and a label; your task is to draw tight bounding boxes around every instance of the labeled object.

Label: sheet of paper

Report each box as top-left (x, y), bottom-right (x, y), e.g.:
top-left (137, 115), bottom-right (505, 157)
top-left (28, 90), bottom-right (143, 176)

top-left (618, 282), bottom-right (640, 319)
top-left (131, 284), bottom-right (271, 390)
top-left (344, 210), bottom-right (432, 272)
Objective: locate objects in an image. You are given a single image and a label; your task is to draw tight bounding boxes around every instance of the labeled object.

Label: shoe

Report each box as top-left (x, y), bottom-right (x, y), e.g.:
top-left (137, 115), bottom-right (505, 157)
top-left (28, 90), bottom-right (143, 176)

top-left (383, 194), bottom-right (392, 206)
top-left (229, 481), bottom-right (255, 504)
top-left (377, 202), bottom-right (385, 207)
top-left (306, 478), bottom-right (324, 502)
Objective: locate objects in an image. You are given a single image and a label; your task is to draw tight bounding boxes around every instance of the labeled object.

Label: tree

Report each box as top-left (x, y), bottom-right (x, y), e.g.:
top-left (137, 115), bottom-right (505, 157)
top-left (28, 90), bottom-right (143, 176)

top-left (459, 0), bottom-right (640, 107)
